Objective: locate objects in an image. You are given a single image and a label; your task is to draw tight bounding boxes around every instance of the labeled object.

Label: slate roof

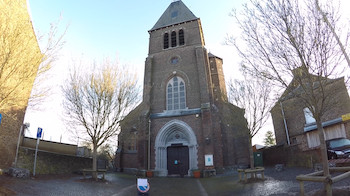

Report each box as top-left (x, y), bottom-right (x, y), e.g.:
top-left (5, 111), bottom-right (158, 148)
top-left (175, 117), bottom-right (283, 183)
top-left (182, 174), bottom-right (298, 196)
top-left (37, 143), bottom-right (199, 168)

top-left (150, 0), bottom-right (198, 31)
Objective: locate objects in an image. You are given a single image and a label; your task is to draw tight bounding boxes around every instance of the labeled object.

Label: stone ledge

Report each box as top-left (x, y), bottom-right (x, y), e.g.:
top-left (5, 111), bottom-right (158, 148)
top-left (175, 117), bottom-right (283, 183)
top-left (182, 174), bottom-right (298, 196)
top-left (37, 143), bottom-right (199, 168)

top-left (203, 169), bottom-right (216, 177)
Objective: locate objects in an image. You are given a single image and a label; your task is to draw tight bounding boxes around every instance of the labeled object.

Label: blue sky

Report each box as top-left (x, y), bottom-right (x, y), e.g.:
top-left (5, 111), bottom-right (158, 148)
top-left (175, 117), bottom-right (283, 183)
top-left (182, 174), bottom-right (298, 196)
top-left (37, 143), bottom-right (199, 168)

top-left (24, 0), bottom-right (249, 145)
top-left (28, 0), bottom-right (242, 63)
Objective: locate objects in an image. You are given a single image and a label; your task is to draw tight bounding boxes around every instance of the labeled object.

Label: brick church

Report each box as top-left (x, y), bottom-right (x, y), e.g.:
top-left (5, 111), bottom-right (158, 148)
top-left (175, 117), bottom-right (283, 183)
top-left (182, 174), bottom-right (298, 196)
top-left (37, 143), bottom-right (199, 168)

top-left (116, 0), bottom-right (250, 177)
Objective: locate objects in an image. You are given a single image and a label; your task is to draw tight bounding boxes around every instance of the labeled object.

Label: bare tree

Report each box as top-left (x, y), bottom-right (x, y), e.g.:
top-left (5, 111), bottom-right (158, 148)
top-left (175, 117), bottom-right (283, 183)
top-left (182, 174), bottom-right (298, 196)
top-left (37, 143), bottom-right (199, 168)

top-left (229, 0), bottom-right (350, 181)
top-left (228, 77), bottom-right (273, 169)
top-left (62, 59), bottom-right (140, 179)
top-left (315, 0), bottom-right (350, 68)
top-left (0, 0), bottom-right (66, 114)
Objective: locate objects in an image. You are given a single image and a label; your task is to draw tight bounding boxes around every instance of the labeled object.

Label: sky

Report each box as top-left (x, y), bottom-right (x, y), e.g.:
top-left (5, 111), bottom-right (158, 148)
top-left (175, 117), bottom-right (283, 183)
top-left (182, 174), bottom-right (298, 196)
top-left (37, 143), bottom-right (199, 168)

top-left (24, 0), bottom-right (250, 145)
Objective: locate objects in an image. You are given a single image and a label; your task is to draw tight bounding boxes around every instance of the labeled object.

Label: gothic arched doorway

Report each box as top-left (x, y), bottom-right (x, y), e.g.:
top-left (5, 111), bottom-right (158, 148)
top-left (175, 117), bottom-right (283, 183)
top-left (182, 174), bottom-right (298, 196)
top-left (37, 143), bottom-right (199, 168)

top-left (155, 120), bottom-right (198, 176)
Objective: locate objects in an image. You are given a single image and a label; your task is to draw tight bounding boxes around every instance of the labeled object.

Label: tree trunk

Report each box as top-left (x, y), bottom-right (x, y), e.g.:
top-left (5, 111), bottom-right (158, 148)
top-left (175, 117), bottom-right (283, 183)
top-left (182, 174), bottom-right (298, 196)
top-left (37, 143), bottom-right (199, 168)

top-left (316, 120), bottom-right (332, 195)
top-left (316, 120), bottom-right (329, 177)
top-left (92, 144), bottom-right (98, 180)
top-left (249, 137), bottom-right (254, 169)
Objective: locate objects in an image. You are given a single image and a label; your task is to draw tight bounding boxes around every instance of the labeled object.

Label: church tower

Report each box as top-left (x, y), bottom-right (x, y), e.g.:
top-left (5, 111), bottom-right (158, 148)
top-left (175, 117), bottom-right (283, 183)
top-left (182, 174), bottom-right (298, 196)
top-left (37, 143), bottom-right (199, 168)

top-left (116, 1), bottom-right (250, 177)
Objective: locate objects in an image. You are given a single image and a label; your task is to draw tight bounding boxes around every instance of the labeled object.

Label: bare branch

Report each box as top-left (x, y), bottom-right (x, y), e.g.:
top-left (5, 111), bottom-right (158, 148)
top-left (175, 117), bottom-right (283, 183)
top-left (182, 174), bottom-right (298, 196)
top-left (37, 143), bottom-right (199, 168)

top-left (230, 0), bottom-right (350, 176)
top-left (62, 58), bottom-right (140, 177)
top-left (0, 0), bottom-right (66, 112)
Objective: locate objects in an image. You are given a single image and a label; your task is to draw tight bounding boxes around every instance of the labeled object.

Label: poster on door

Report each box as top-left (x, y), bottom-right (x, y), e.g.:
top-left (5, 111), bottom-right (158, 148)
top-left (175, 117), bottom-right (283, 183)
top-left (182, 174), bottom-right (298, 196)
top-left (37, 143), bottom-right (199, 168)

top-left (205, 154), bottom-right (213, 166)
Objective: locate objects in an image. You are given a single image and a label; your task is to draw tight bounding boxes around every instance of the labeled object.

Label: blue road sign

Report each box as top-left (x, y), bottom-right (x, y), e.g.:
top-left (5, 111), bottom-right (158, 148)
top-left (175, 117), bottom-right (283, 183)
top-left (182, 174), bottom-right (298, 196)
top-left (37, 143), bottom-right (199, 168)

top-left (0, 113), bottom-right (2, 125)
top-left (37, 127), bottom-right (43, 138)
top-left (137, 178), bottom-right (150, 193)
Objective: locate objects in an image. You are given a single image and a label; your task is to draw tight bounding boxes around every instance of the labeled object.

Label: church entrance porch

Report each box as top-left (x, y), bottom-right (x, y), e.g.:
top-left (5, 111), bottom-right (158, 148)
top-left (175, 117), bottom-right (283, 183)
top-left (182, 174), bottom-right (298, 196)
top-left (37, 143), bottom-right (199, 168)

top-left (167, 145), bottom-right (189, 177)
top-left (154, 120), bottom-right (198, 176)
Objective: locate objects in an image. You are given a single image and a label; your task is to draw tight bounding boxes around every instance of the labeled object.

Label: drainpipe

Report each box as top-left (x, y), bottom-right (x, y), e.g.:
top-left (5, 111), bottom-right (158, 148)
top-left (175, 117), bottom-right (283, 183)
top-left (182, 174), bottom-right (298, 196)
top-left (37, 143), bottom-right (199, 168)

top-left (148, 119), bottom-right (151, 171)
top-left (280, 102), bottom-right (290, 145)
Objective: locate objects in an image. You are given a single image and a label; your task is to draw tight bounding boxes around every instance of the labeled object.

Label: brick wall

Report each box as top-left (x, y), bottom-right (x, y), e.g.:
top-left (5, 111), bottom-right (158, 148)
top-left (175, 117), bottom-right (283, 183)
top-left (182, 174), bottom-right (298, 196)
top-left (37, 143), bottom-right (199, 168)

top-left (17, 147), bottom-right (92, 174)
top-left (0, 109), bottom-right (25, 168)
top-left (219, 103), bottom-right (250, 167)
top-left (148, 20), bottom-right (204, 55)
top-left (261, 144), bottom-right (321, 168)
top-left (0, 0), bottom-right (41, 169)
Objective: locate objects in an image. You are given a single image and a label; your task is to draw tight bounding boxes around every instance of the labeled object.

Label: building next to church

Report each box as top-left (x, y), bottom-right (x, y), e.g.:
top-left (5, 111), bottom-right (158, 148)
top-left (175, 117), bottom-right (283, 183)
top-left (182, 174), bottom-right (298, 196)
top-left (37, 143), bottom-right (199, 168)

top-left (271, 68), bottom-right (350, 151)
top-left (115, 0), bottom-right (250, 177)
top-left (0, 0), bottom-right (42, 169)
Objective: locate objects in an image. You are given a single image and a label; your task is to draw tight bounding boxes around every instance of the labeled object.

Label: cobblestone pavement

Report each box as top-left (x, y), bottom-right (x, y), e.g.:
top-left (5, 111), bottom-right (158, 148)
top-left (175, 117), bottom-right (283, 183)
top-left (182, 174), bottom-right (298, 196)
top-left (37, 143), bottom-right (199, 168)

top-left (1, 167), bottom-right (350, 196)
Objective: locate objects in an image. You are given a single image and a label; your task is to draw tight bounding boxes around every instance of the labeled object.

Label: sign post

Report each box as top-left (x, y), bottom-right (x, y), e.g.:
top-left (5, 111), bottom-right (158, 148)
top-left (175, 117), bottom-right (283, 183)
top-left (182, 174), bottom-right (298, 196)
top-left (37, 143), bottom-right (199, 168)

top-left (33, 127), bottom-right (42, 176)
top-left (137, 178), bottom-right (150, 195)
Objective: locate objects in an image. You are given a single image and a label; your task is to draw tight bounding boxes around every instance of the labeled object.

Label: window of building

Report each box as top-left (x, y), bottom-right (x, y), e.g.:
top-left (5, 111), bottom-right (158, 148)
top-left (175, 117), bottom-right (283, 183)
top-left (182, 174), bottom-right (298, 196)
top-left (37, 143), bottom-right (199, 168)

top-left (171, 31), bottom-right (177, 47)
top-left (126, 132), bottom-right (137, 152)
top-left (179, 29), bottom-right (185, 45)
top-left (303, 107), bottom-right (316, 124)
top-left (167, 76), bottom-right (186, 110)
top-left (164, 33), bottom-right (169, 49)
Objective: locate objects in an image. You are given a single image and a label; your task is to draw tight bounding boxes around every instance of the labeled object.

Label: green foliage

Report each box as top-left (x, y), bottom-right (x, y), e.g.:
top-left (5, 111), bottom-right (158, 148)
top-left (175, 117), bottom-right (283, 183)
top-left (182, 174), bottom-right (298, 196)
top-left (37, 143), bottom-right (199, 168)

top-left (263, 130), bottom-right (276, 147)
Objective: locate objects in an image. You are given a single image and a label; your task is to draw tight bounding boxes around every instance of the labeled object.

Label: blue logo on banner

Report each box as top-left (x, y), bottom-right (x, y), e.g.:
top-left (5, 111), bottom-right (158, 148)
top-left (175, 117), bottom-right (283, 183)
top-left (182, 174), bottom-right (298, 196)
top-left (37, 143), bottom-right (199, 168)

top-left (37, 127), bottom-right (43, 138)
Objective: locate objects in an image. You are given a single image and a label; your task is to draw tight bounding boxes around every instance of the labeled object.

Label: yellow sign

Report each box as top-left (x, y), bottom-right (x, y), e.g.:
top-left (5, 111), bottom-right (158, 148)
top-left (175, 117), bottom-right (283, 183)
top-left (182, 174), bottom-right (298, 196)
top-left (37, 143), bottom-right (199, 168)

top-left (342, 113), bottom-right (350, 121)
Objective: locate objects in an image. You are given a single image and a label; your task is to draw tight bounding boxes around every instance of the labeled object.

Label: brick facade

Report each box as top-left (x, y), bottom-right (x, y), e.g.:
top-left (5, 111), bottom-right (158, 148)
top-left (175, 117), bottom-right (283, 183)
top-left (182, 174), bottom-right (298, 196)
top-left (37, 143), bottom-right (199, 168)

top-left (271, 76), bottom-right (350, 151)
top-left (116, 1), bottom-right (250, 176)
top-left (0, 1), bottom-right (40, 169)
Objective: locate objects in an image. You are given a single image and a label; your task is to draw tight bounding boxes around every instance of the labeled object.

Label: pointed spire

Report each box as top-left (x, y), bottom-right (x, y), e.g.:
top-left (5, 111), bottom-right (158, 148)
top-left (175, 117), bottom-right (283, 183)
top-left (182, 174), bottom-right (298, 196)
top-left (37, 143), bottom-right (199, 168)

top-left (150, 1), bottom-right (198, 31)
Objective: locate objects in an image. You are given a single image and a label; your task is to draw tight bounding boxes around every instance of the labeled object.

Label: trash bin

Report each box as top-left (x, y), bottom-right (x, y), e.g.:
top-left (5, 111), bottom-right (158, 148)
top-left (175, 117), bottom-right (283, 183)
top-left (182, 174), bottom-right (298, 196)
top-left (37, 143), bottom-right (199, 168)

top-left (254, 152), bottom-right (263, 167)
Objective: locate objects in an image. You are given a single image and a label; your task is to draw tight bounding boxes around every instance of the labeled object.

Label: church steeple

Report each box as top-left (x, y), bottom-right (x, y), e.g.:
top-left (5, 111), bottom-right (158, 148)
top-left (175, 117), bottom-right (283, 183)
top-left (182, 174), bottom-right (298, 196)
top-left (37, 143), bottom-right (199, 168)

top-left (117, 0), bottom-right (251, 177)
top-left (150, 1), bottom-right (198, 31)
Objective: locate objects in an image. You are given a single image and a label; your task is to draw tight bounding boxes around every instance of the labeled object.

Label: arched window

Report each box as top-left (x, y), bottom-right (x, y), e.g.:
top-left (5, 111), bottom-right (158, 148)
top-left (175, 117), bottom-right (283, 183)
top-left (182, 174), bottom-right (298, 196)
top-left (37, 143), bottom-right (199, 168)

top-left (164, 33), bottom-right (169, 49)
top-left (171, 31), bottom-right (177, 47)
top-left (167, 76), bottom-right (186, 110)
top-left (179, 29), bottom-right (185, 45)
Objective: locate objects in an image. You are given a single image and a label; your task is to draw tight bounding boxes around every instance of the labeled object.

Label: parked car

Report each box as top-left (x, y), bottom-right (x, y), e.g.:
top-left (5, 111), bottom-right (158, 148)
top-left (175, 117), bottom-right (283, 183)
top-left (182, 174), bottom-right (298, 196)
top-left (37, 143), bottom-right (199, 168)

top-left (326, 138), bottom-right (350, 159)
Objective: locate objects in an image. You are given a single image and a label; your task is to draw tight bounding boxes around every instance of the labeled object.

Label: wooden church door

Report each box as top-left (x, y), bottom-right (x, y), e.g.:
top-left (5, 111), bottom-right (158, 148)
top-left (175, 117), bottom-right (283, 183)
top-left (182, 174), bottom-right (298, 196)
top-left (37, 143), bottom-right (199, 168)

top-left (167, 145), bottom-right (189, 176)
